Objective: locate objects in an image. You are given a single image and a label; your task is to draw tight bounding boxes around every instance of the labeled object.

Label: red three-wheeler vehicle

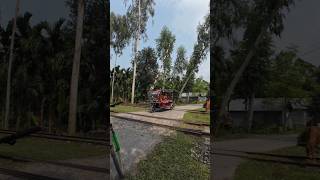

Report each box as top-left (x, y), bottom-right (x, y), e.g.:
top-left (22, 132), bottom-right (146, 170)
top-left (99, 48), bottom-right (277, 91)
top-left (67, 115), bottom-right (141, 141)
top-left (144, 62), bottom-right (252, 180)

top-left (148, 89), bottom-right (174, 113)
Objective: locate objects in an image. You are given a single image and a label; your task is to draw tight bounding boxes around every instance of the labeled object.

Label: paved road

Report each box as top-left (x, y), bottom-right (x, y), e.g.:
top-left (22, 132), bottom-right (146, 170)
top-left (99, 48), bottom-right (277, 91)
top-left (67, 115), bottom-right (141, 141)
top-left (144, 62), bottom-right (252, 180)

top-left (129, 104), bottom-right (203, 119)
top-left (213, 134), bottom-right (298, 180)
top-left (110, 117), bottom-right (175, 180)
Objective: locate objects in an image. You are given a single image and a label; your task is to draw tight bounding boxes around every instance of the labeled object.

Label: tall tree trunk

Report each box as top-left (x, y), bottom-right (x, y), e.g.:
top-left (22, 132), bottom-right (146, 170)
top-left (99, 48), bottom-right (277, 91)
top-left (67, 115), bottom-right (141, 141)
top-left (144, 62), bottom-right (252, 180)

top-left (217, 5), bottom-right (281, 126)
top-left (15, 116), bottom-right (20, 131)
top-left (131, 0), bottom-right (141, 104)
top-left (247, 93), bottom-right (255, 132)
top-left (178, 46), bottom-right (207, 99)
top-left (68, 0), bottom-right (84, 136)
top-left (4, 0), bottom-right (20, 129)
top-left (48, 107), bottom-right (54, 133)
top-left (178, 72), bottom-right (193, 99)
top-left (111, 55), bottom-right (117, 104)
top-left (283, 97), bottom-right (293, 130)
top-left (40, 98), bottom-right (46, 128)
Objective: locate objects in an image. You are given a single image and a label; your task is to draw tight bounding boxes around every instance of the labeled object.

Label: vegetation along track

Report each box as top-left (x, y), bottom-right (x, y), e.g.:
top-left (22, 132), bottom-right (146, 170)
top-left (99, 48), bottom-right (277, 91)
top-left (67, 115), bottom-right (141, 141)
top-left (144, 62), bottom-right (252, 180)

top-left (213, 148), bottom-right (320, 168)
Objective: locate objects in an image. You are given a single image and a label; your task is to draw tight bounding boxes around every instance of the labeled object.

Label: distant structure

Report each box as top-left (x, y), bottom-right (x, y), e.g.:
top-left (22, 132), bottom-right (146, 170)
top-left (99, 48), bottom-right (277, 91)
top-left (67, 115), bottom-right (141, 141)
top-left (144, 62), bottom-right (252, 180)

top-left (180, 92), bottom-right (207, 103)
top-left (228, 98), bottom-right (311, 128)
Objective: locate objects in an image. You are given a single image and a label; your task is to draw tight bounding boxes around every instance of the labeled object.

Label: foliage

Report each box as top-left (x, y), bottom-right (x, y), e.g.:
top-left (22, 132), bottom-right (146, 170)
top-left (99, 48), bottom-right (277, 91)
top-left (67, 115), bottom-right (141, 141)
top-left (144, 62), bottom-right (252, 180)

top-left (173, 46), bottom-right (187, 77)
top-left (265, 49), bottom-right (316, 98)
top-left (110, 12), bottom-right (131, 56)
top-left (192, 77), bottom-right (209, 93)
top-left (232, 34), bottom-right (274, 99)
top-left (135, 47), bottom-right (158, 101)
top-left (110, 105), bottom-right (146, 113)
top-left (110, 67), bottom-right (132, 103)
top-left (0, 0), bottom-right (108, 133)
top-left (125, 0), bottom-right (155, 41)
top-left (156, 26), bottom-right (176, 88)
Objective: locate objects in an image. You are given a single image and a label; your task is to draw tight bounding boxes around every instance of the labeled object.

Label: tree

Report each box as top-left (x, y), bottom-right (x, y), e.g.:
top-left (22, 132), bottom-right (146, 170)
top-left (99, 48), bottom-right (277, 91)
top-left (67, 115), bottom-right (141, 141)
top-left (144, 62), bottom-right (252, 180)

top-left (215, 0), bottom-right (295, 128)
top-left (171, 46), bottom-right (187, 91)
top-left (308, 67), bottom-right (320, 124)
top-left (124, 0), bottom-right (155, 104)
top-left (192, 77), bottom-right (209, 93)
top-left (135, 47), bottom-right (158, 101)
top-left (232, 34), bottom-right (274, 131)
top-left (68, 0), bottom-right (85, 135)
top-left (4, 0), bottom-right (20, 129)
top-left (210, 1), bottom-right (294, 177)
top-left (179, 15), bottom-right (209, 98)
top-left (173, 46), bottom-right (187, 77)
top-left (110, 12), bottom-right (131, 103)
top-left (265, 49), bottom-right (316, 129)
top-left (156, 26), bottom-right (176, 89)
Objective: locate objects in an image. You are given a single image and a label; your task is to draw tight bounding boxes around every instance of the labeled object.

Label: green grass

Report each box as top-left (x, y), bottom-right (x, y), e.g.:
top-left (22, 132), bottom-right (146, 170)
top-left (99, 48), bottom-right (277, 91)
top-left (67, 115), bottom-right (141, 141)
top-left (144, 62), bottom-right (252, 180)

top-left (0, 137), bottom-right (106, 161)
top-left (110, 105), bottom-right (146, 113)
top-left (182, 108), bottom-right (210, 125)
top-left (127, 133), bottom-right (209, 180)
top-left (234, 146), bottom-right (320, 180)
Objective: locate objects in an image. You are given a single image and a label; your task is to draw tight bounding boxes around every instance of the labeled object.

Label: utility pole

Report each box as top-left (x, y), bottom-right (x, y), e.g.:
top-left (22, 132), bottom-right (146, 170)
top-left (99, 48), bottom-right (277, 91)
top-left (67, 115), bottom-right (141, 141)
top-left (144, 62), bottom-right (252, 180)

top-left (111, 55), bottom-right (117, 104)
top-left (4, 0), bottom-right (20, 129)
top-left (131, 0), bottom-right (140, 104)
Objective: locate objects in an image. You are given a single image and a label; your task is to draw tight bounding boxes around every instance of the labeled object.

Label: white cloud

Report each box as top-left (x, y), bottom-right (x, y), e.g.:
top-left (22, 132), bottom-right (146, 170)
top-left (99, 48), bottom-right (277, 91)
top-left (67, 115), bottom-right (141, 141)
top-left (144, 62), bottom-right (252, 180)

top-left (159, 0), bottom-right (209, 37)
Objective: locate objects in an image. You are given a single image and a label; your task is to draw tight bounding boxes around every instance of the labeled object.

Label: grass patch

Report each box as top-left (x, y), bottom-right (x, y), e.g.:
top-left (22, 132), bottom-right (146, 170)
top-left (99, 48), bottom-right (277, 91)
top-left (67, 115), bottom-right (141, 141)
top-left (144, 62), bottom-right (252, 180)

top-left (234, 146), bottom-right (320, 180)
top-left (110, 105), bottom-right (146, 113)
top-left (0, 137), bottom-right (106, 161)
top-left (127, 133), bottom-right (209, 180)
top-left (182, 108), bottom-right (210, 125)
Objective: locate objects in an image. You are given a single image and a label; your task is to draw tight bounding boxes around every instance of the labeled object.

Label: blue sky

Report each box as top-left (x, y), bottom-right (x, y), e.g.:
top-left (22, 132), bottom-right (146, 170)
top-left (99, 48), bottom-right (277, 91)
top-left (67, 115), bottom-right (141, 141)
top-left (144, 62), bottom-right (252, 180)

top-left (110, 0), bottom-right (210, 82)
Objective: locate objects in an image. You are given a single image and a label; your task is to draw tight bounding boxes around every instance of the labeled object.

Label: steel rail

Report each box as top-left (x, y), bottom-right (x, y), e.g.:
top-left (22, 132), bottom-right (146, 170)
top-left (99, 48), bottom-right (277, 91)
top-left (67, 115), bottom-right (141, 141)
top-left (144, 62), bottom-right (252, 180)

top-left (0, 129), bottom-right (108, 146)
top-left (0, 166), bottom-right (62, 180)
top-left (111, 114), bottom-right (209, 137)
top-left (213, 149), bottom-right (320, 167)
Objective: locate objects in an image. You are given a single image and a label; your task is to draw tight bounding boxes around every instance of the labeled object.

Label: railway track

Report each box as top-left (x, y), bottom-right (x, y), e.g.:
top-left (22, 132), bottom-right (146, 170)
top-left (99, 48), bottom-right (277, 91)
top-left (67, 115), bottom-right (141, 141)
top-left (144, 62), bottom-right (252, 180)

top-left (213, 148), bottom-right (320, 168)
top-left (0, 127), bottom-right (108, 179)
top-left (0, 153), bottom-right (107, 173)
top-left (0, 166), bottom-right (63, 180)
top-left (0, 129), bottom-right (108, 146)
top-left (111, 114), bottom-right (210, 137)
top-left (110, 107), bottom-right (210, 115)
top-left (119, 111), bottom-right (209, 126)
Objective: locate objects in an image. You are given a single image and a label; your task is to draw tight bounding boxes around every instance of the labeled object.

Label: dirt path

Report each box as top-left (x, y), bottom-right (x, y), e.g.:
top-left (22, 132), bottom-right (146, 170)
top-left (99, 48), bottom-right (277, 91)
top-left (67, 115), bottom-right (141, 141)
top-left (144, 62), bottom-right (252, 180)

top-left (213, 134), bottom-right (298, 180)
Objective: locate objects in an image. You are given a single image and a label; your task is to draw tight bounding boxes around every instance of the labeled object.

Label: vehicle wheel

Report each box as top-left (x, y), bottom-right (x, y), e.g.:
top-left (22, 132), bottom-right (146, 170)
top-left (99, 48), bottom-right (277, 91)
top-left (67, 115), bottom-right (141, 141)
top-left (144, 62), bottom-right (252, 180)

top-left (150, 106), bottom-right (155, 113)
